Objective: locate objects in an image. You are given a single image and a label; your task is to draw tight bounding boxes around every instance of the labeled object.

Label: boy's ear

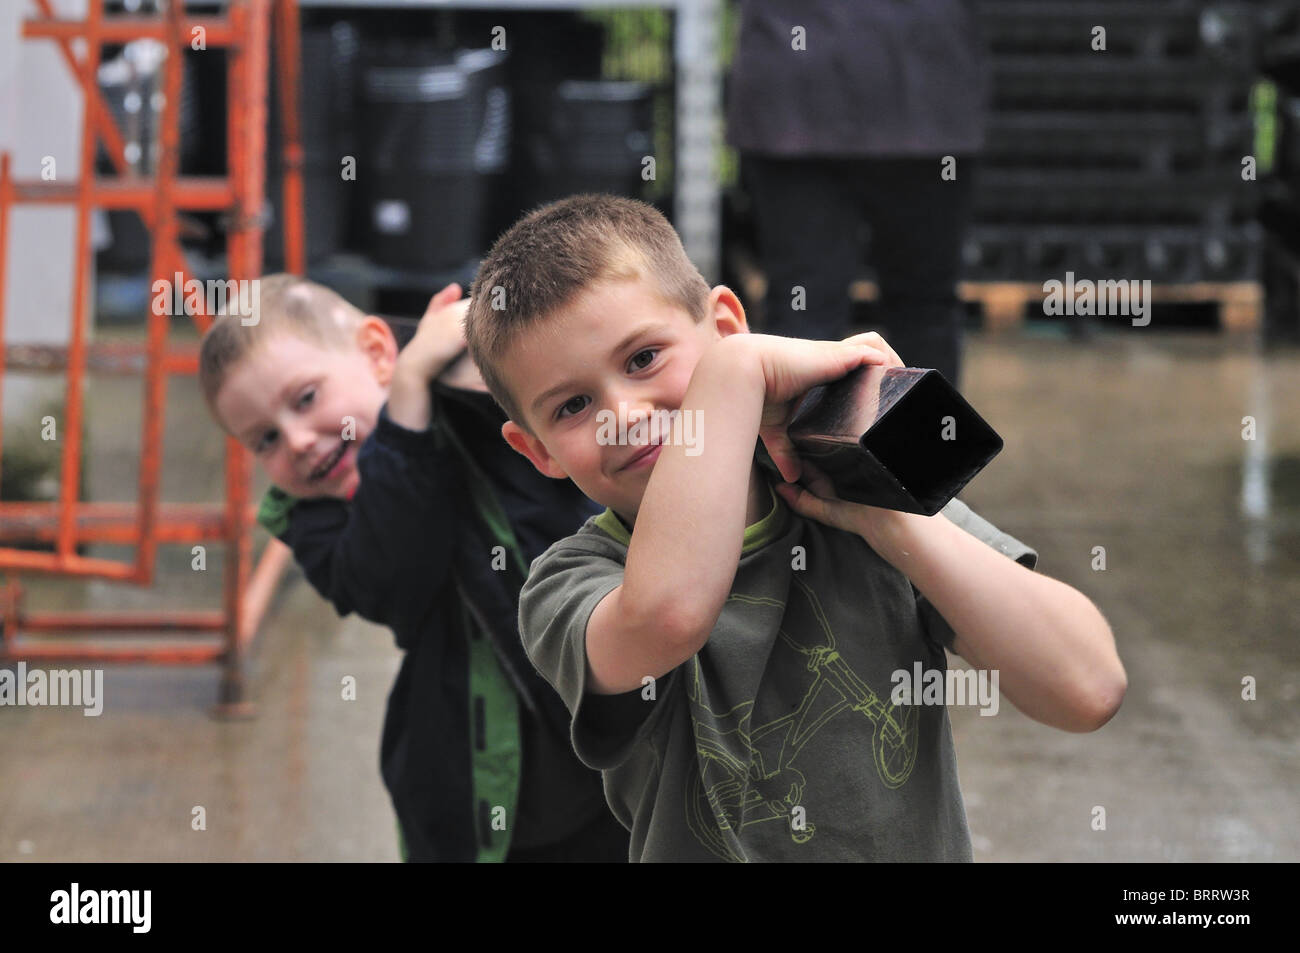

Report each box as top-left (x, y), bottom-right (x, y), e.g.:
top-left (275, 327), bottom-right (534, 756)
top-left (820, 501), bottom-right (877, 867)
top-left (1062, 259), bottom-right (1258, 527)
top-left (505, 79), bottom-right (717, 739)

top-left (501, 420), bottom-right (568, 479)
top-left (356, 317), bottom-right (399, 386)
top-left (708, 285), bottom-right (749, 338)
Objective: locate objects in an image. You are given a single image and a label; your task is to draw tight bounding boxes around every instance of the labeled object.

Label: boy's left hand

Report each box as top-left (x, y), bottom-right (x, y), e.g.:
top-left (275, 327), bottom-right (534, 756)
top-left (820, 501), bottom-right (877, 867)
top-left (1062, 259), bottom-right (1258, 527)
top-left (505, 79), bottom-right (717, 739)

top-left (388, 284), bottom-right (469, 432)
top-left (395, 283), bottom-right (470, 384)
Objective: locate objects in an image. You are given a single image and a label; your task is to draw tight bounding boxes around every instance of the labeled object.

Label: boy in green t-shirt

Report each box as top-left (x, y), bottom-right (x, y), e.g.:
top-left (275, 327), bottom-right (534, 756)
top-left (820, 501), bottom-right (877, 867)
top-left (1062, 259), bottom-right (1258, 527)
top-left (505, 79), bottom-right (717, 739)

top-left (465, 194), bottom-right (1127, 862)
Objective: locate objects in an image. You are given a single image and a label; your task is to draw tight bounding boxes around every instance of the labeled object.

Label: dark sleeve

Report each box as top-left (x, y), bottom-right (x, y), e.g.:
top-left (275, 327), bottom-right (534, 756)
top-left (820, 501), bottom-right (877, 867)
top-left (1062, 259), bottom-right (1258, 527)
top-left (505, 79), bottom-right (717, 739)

top-left (277, 401), bottom-right (464, 644)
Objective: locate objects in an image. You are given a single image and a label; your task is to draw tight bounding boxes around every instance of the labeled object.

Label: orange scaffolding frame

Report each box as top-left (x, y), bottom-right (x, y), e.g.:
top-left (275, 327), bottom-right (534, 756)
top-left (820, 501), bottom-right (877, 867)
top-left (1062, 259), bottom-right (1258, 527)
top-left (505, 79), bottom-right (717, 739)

top-left (0, 0), bottom-right (305, 712)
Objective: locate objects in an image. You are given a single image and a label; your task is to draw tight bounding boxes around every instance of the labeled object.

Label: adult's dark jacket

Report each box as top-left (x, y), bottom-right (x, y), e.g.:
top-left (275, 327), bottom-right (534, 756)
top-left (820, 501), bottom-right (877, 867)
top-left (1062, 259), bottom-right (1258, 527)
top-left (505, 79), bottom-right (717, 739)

top-left (727, 0), bottom-right (990, 156)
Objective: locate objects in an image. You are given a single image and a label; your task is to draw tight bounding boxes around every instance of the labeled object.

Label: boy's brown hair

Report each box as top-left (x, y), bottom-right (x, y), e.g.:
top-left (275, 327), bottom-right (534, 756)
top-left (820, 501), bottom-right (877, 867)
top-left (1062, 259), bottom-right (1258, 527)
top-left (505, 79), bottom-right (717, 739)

top-left (465, 194), bottom-right (711, 431)
top-left (198, 273), bottom-right (365, 420)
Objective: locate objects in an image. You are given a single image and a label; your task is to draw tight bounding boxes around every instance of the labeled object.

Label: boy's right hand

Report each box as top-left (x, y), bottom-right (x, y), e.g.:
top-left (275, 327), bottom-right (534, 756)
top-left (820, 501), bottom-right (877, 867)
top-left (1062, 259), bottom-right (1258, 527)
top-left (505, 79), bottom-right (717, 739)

top-left (747, 332), bottom-right (901, 485)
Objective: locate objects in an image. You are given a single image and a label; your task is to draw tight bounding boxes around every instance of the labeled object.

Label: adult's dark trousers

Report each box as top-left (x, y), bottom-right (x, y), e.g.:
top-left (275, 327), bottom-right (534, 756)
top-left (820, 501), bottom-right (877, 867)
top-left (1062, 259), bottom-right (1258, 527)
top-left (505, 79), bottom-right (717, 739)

top-left (744, 155), bottom-right (974, 388)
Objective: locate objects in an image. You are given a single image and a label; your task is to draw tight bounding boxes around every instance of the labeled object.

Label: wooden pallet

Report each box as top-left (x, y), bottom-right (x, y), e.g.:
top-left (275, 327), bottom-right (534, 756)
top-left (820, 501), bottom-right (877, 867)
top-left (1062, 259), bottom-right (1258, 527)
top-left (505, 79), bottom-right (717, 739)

top-left (726, 250), bottom-right (1261, 332)
top-left (848, 280), bottom-right (1262, 332)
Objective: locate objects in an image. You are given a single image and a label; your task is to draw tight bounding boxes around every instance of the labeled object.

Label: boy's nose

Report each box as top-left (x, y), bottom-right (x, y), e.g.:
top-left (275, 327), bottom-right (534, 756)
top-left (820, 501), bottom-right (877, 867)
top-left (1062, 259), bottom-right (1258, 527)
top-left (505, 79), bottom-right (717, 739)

top-left (615, 390), bottom-right (658, 422)
top-left (284, 422), bottom-right (316, 455)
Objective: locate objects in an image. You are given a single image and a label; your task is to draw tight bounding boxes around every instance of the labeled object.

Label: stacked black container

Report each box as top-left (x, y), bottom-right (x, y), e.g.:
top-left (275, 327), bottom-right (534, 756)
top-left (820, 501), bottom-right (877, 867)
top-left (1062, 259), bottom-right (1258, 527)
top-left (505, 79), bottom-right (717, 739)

top-left (262, 12), bottom-right (657, 300)
top-left (524, 80), bottom-right (655, 210)
top-left (1259, 1), bottom-right (1300, 341)
top-left (357, 45), bottom-right (510, 274)
top-left (968, 1), bottom-right (1262, 288)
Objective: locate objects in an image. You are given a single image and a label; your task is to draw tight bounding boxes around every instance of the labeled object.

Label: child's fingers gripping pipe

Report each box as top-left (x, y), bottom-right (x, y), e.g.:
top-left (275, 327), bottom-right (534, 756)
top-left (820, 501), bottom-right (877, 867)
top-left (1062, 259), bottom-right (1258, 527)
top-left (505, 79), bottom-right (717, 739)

top-left (753, 336), bottom-right (895, 485)
top-left (775, 460), bottom-right (867, 537)
top-left (839, 330), bottom-right (904, 368)
top-left (751, 334), bottom-right (893, 408)
top-left (757, 422), bottom-right (803, 485)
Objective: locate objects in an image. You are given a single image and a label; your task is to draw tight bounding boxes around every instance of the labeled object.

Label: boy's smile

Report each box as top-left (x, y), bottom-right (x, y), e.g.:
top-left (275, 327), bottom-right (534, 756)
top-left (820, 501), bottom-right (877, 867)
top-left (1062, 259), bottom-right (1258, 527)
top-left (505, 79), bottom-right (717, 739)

top-left (500, 274), bottom-right (747, 523)
top-left (214, 331), bottom-right (392, 499)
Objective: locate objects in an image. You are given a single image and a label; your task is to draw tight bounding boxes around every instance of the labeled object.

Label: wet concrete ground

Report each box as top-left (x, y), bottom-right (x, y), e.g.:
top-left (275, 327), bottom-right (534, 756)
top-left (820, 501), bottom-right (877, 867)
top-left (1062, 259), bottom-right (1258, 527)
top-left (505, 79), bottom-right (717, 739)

top-left (1, 326), bottom-right (1297, 861)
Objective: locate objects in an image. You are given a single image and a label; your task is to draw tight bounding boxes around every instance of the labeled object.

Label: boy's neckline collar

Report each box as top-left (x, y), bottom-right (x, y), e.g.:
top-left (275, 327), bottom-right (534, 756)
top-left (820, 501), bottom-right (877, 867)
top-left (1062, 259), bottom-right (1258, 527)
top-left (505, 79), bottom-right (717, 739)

top-left (593, 479), bottom-right (787, 553)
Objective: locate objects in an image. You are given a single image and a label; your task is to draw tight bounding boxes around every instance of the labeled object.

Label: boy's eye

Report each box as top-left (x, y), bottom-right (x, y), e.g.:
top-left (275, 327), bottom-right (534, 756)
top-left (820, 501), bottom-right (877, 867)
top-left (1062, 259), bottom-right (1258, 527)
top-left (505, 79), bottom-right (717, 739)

top-left (629, 348), bottom-right (657, 371)
top-left (254, 430), bottom-right (278, 454)
top-left (296, 387), bottom-right (316, 409)
top-left (556, 395), bottom-right (589, 420)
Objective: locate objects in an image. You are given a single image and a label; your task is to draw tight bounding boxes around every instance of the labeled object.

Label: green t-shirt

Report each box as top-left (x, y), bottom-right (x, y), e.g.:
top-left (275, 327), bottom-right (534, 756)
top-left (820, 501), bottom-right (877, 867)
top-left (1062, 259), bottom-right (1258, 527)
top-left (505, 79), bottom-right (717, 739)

top-left (519, 481), bottom-right (1038, 862)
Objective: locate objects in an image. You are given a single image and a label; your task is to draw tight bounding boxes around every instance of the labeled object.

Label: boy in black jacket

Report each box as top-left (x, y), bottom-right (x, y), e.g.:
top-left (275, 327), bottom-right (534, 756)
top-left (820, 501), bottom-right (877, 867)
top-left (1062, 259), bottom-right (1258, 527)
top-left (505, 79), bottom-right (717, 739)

top-left (198, 274), bottom-right (628, 862)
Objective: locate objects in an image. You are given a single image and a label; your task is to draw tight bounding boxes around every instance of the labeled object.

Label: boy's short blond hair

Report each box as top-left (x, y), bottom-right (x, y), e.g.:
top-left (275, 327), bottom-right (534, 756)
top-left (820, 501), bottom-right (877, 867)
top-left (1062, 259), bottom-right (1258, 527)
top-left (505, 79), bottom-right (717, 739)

top-left (198, 273), bottom-right (365, 417)
top-left (465, 194), bottom-right (711, 431)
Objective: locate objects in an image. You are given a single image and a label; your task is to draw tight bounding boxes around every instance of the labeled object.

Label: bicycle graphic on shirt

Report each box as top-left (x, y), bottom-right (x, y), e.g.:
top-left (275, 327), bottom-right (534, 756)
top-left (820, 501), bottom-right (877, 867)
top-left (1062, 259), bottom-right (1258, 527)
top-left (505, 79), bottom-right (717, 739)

top-left (685, 578), bottom-right (920, 861)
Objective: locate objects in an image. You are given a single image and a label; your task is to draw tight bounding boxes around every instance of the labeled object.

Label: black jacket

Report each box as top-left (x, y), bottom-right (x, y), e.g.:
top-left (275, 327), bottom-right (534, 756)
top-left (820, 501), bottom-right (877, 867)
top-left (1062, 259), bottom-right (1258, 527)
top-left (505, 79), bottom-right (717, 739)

top-left (258, 381), bottom-right (613, 861)
top-left (727, 0), bottom-right (989, 156)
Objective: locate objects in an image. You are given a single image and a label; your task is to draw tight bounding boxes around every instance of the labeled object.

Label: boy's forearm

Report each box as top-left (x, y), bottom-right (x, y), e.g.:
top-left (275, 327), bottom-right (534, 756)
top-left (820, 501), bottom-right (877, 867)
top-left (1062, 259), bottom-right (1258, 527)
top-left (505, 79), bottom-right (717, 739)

top-left (863, 511), bottom-right (1126, 732)
top-left (620, 335), bottom-right (765, 645)
top-left (386, 369), bottom-right (432, 431)
top-left (386, 352), bottom-right (459, 431)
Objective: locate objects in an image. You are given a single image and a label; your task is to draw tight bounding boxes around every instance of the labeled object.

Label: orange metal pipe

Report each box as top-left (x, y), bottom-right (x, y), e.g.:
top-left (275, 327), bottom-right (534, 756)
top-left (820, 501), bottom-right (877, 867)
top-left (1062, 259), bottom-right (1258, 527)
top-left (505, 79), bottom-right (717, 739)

top-left (132, 0), bottom-right (189, 589)
top-left (0, 152), bottom-right (11, 500)
top-left (0, 501), bottom-right (251, 545)
top-left (5, 341), bottom-right (199, 375)
top-left (217, 0), bottom-right (271, 706)
top-left (19, 610), bottom-right (225, 632)
top-left (6, 641), bottom-right (225, 664)
top-left (11, 176), bottom-right (234, 211)
top-left (0, 582), bottom-right (20, 657)
top-left (239, 537), bottom-right (293, 650)
top-left (0, 550), bottom-right (141, 579)
top-left (23, 15), bottom-right (238, 47)
top-left (32, 0), bottom-right (130, 182)
top-left (0, 0), bottom-right (284, 699)
top-left (274, 0), bottom-right (305, 275)
top-left (55, 0), bottom-right (103, 560)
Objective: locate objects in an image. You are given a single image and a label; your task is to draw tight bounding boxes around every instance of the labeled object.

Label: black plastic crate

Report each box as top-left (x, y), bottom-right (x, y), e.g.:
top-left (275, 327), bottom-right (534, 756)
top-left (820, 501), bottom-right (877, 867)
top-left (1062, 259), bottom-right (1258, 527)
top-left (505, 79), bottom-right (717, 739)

top-left (977, 0), bottom-right (1257, 65)
top-left (1275, 92), bottom-right (1300, 193)
top-left (973, 168), bottom-right (1259, 228)
top-left (525, 80), bottom-right (654, 208)
top-left (358, 47), bottom-right (510, 272)
top-left (991, 57), bottom-right (1252, 113)
top-left (963, 224), bottom-right (1261, 283)
top-left (982, 110), bottom-right (1253, 175)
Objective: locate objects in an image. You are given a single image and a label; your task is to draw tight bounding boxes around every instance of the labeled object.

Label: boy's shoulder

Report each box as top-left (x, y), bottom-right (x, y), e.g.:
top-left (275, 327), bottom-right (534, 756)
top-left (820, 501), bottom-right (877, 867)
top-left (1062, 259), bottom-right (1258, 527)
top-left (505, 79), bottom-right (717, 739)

top-left (525, 512), bottom-right (628, 584)
top-left (256, 485), bottom-right (301, 538)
